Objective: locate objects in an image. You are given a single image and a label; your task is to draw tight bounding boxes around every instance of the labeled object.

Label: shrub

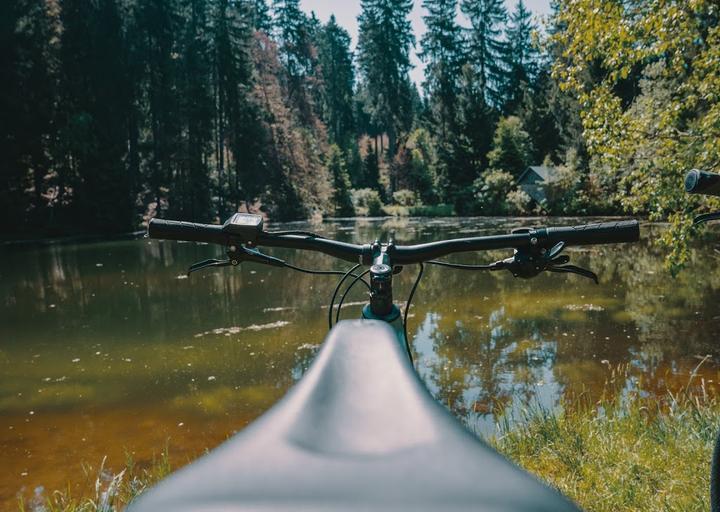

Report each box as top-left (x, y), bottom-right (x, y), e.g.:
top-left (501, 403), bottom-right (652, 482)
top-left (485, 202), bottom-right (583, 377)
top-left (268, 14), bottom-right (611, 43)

top-left (473, 169), bottom-right (515, 215)
top-left (392, 189), bottom-right (418, 207)
top-left (352, 188), bottom-right (384, 217)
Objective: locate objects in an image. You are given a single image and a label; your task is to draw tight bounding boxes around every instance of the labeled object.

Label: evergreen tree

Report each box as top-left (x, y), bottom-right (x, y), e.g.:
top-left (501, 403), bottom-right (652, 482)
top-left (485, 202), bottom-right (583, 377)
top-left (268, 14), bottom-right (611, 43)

top-left (363, 140), bottom-right (381, 191)
top-left (448, 63), bottom-right (496, 212)
top-left (357, 0), bottom-right (416, 156)
top-left (504, 0), bottom-right (539, 113)
top-left (461, 0), bottom-right (508, 109)
top-left (0, 0), bottom-right (55, 231)
top-left (56, 0), bottom-right (135, 230)
top-left (214, 0), bottom-right (268, 215)
top-left (175, 0), bottom-right (214, 220)
top-left (419, 0), bottom-right (465, 139)
top-left (486, 116), bottom-right (533, 177)
top-left (134, 0), bottom-right (183, 217)
top-left (251, 0), bottom-right (272, 32)
top-left (273, 0), bottom-right (312, 82)
top-left (328, 145), bottom-right (355, 217)
top-left (316, 15), bottom-right (356, 148)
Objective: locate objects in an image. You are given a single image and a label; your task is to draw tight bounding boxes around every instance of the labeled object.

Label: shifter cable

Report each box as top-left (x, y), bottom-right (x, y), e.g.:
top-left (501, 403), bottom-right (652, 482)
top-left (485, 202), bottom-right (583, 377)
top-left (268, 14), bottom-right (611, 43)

top-left (335, 269), bottom-right (372, 325)
top-left (402, 263), bottom-right (424, 366)
top-left (426, 260), bottom-right (496, 270)
top-left (328, 264), bottom-right (362, 329)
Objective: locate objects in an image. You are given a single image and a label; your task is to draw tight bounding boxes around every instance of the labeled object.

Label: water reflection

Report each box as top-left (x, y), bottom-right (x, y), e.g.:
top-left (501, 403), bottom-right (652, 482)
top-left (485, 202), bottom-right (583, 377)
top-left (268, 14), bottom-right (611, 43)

top-left (2, 217), bottom-right (720, 506)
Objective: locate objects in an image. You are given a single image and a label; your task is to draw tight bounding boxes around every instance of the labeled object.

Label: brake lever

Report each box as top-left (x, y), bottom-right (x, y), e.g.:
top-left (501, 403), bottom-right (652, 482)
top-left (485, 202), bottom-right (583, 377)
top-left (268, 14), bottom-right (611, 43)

top-left (187, 245), bottom-right (286, 276)
top-left (548, 265), bottom-right (599, 284)
top-left (188, 258), bottom-right (234, 275)
top-left (694, 211), bottom-right (720, 225)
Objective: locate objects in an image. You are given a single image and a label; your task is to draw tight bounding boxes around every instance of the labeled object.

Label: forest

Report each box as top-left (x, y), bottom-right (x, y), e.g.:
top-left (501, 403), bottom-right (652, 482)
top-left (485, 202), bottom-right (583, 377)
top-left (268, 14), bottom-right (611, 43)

top-left (3, 0), bottom-right (720, 253)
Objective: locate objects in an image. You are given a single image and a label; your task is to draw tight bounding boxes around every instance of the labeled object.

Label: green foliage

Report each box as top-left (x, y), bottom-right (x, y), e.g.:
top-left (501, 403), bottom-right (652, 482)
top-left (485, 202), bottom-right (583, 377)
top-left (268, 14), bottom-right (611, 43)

top-left (357, 0), bottom-right (416, 155)
top-left (473, 168), bottom-right (515, 215)
top-left (316, 16), bottom-right (356, 148)
top-left (486, 116), bottom-right (533, 177)
top-left (503, 0), bottom-right (538, 113)
top-left (352, 188), bottom-right (385, 216)
top-left (392, 189), bottom-right (419, 207)
top-left (550, 0), bottom-right (720, 270)
top-left (328, 145), bottom-right (355, 217)
top-left (461, 0), bottom-right (508, 109)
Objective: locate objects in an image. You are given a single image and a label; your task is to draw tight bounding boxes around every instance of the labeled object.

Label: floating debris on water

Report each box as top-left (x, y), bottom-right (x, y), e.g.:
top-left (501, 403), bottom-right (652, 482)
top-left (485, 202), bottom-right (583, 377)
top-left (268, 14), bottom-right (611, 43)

top-left (297, 343), bottom-right (320, 351)
top-left (176, 274), bottom-right (188, 280)
top-left (207, 376), bottom-right (216, 381)
top-left (263, 306), bottom-right (296, 312)
top-left (564, 303), bottom-right (605, 312)
top-left (71, 358), bottom-right (80, 363)
top-left (194, 321), bottom-right (290, 338)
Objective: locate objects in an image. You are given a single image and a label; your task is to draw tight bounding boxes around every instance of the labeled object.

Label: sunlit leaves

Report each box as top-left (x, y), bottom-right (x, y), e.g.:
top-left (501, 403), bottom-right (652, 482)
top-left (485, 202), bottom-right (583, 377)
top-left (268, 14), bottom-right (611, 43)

top-left (550, 0), bottom-right (720, 271)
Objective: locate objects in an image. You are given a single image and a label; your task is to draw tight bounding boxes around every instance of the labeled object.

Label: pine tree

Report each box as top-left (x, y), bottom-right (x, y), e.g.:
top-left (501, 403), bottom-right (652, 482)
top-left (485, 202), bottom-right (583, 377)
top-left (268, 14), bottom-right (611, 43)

top-left (461, 0), bottom-right (508, 109)
top-left (419, 0), bottom-right (464, 138)
top-left (316, 15), bottom-right (356, 148)
top-left (214, 0), bottom-right (268, 215)
top-left (363, 140), bottom-right (381, 191)
top-left (504, 0), bottom-right (539, 113)
top-left (0, 0), bottom-right (55, 231)
top-left (328, 145), bottom-right (355, 217)
top-left (357, 0), bottom-right (415, 156)
top-left (56, 0), bottom-right (135, 230)
top-left (251, 0), bottom-right (272, 32)
top-left (134, 0), bottom-right (183, 218)
top-left (175, 0), bottom-right (214, 220)
top-left (273, 0), bottom-right (312, 81)
top-left (449, 63), bottom-right (496, 212)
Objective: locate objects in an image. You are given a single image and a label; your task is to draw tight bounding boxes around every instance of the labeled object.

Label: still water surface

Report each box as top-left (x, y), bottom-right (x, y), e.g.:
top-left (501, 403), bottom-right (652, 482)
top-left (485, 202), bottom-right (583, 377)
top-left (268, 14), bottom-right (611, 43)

top-left (2, 217), bottom-right (720, 508)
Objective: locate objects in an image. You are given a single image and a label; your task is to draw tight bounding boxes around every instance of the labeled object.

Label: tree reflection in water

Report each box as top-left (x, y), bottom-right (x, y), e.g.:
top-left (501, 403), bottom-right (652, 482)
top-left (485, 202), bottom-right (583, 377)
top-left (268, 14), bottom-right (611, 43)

top-left (1, 218), bottom-right (720, 505)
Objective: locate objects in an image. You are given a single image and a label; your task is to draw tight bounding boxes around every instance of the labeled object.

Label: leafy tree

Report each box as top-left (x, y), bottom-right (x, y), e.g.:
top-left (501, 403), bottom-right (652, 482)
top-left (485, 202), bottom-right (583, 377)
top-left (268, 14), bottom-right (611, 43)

top-left (473, 168), bottom-right (515, 214)
top-left (357, 0), bottom-right (416, 156)
top-left (486, 116), bottom-right (533, 177)
top-left (461, 0), bottom-right (508, 109)
top-left (328, 144), bottom-right (355, 217)
top-left (551, 0), bottom-right (720, 269)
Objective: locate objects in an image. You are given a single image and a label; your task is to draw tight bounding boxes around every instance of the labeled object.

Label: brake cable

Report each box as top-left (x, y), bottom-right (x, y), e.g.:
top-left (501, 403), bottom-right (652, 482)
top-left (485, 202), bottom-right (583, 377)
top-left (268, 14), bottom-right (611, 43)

top-left (402, 263), bottom-right (424, 366)
top-left (335, 268), bottom-right (372, 325)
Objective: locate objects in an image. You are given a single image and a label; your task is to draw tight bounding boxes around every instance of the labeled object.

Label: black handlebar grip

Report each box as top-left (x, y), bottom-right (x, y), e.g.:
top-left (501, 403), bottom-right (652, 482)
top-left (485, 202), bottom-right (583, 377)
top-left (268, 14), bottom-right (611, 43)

top-left (541, 220), bottom-right (640, 246)
top-left (148, 218), bottom-right (228, 245)
top-left (685, 169), bottom-right (720, 197)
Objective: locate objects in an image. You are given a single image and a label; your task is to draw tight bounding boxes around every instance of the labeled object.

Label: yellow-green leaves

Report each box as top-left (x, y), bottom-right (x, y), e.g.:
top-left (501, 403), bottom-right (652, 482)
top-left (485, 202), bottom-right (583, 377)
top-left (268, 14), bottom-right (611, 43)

top-left (550, 0), bottom-right (720, 271)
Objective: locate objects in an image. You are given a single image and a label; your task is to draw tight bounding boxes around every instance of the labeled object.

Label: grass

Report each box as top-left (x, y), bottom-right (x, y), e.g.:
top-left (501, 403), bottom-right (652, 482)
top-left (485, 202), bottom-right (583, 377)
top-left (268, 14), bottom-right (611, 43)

top-left (17, 450), bottom-right (172, 512)
top-left (489, 364), bottom-right (719, 512)
top-left (20, 365), bottom-right (719, 511)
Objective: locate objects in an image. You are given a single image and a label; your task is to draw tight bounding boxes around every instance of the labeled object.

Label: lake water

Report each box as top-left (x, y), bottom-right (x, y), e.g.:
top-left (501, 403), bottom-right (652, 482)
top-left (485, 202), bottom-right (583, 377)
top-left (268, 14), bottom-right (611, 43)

top-left (2, 217), bottom-right (720, 507)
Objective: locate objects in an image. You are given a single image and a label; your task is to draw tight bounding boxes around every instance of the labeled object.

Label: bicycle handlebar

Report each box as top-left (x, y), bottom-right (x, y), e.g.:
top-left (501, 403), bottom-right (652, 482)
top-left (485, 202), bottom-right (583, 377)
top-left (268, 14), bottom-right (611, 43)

top-left (685, 169), bottom-right (720, 197)
top-left (148, 218), bottom-right (640, 265)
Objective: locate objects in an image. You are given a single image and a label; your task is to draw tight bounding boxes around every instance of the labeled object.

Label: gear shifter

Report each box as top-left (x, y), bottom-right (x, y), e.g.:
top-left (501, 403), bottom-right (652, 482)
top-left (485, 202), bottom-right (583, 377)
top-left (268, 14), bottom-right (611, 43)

top-left (490, 241), bottom-right (599, 284)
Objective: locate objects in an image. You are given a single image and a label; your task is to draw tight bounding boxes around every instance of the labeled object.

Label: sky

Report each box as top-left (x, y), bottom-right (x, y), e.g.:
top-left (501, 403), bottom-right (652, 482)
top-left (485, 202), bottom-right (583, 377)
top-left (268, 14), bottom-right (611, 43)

top-left (299, 0), bottom-right (552, 87)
